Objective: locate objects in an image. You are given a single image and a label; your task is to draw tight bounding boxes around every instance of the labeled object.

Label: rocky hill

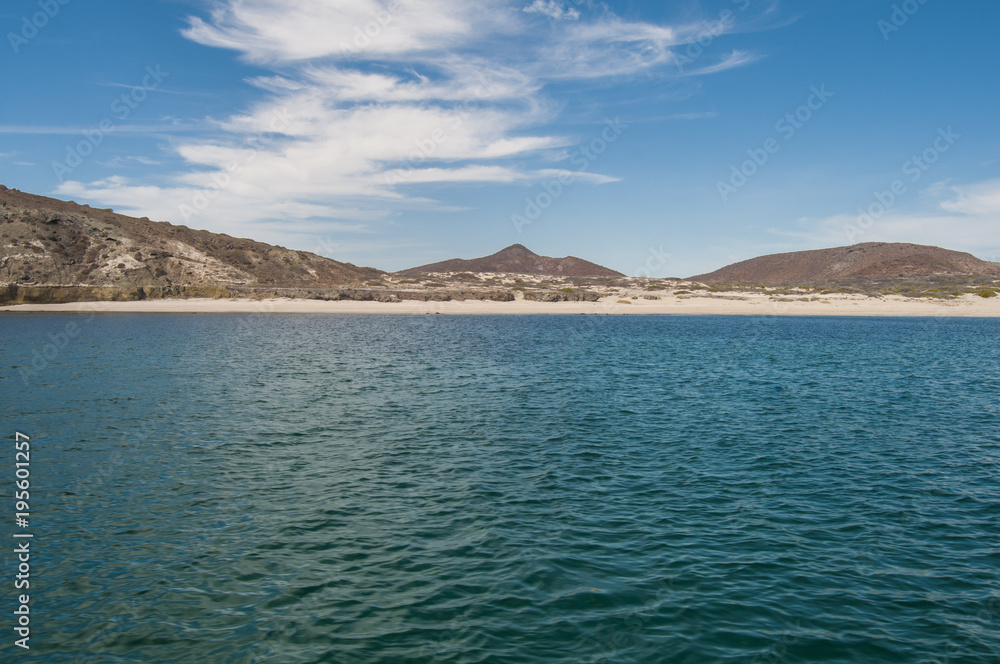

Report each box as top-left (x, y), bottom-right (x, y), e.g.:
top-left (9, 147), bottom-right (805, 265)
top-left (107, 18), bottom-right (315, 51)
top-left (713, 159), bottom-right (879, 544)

top-left (0, 186), bottom-right (383, 303)
top-left (690, 242), bottom-right (1000, 284)
top-left (399, 244), bottom-right (623, 277)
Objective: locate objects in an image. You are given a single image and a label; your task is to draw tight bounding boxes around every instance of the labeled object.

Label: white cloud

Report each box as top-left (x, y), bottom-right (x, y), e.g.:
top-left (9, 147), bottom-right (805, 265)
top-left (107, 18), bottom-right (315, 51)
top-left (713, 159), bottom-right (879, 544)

top-left (54, 176), bottom-right (377, 241)
top-left (689, 49), bottom-right (761, 76)
top-left (63, 0), bottom-right (759, 243)
top-left (940, 177), bottom-right (1000, 216)
top-left (101, 156), bottom-right (163, 168)
top-left (523, 0), bottom-right (580, 21)
top-left (182, 0), bottom-right (502, 63)
top-left (797, 177), bottom-right (1000, 261)
top-left (387, 166), bottom-right (618, 185)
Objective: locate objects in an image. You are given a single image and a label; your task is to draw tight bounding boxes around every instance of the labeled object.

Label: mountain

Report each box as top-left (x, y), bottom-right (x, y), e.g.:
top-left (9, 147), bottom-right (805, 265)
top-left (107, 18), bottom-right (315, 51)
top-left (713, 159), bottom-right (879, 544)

top-left (689, 242), bottom-right (1000, 284)
top-left (0, 186), bottom-right (382, 300)
top-left (398, 244), bottom-right (623, 277)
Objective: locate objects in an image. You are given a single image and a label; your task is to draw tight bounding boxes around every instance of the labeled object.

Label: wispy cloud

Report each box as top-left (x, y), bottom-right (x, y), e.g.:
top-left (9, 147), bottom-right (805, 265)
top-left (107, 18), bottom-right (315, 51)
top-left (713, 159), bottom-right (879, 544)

top-left (523, 0), bottom-right (579, 21)
top-left (690, 49), bottom-right (761, 75)
top-left (798, 177), bottom-right (1000, 261)
top-left (95, 81), bottom-right (217, 97)
top-left (182, 0), bottom-right (499, 63)
top-left (61, 0), bottom-right (762, 239)
top-left (0, 123), bottom-right (207, 135)
top-left (940, 177), bottom-right (1000, 216)
top-left (100, 156), bottom-right (164, 168)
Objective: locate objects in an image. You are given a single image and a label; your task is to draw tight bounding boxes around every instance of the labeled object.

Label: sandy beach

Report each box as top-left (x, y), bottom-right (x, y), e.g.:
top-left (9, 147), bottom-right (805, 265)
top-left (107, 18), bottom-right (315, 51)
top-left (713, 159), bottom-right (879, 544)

top-left (3, 292), bottom-right (1000, 316)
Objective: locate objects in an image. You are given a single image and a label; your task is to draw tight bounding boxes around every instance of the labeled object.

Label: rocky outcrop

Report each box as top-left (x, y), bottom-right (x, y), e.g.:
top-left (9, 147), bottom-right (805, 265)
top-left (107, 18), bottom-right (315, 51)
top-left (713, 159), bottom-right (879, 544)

top-left (0, 187), bottom-right (383, 299)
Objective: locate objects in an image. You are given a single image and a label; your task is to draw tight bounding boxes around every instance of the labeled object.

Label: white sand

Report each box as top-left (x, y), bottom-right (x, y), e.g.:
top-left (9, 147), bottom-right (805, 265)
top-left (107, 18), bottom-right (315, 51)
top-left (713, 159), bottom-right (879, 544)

top-left (3, 292), bottom-right (1000, 316)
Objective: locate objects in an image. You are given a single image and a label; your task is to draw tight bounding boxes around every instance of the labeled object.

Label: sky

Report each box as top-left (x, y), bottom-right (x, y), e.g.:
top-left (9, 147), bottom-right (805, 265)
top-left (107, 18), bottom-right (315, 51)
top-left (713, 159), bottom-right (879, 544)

top-left (1, 0), bottom-right (998, 277)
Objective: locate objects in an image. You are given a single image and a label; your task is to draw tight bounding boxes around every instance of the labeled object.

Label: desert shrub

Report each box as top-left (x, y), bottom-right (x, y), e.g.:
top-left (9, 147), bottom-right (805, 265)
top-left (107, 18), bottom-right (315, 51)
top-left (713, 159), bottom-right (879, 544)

top-left (978, 289), bottom-right (997, 298)
top-left (561, 287), bottom-right (573, 293)
top-left (674, 290), bottom-right (691, 295)
top-left (616, 299), bottom-right (632, 304)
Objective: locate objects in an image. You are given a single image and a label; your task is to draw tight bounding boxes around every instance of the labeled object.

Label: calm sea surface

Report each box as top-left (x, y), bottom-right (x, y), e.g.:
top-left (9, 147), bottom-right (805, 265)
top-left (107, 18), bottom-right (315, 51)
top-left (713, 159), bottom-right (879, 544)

top-left (3, 314), bottom-right (1000, 663)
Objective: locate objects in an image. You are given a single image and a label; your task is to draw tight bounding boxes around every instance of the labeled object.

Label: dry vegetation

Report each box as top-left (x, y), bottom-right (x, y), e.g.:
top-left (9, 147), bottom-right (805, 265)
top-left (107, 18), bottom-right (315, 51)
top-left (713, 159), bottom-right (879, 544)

top-left (4, 185), bottom-right (999, 307)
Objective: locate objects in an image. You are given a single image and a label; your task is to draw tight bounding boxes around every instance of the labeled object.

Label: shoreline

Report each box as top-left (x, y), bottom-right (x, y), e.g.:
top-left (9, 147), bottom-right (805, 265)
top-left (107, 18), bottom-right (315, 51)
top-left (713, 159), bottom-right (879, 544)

top-left (3, 293), bottom-right (1000, 316)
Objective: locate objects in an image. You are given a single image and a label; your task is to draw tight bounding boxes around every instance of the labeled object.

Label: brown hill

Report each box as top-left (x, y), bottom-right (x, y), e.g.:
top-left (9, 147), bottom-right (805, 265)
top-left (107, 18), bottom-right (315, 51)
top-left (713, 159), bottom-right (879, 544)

top-left (690, 242), bottom-right (1000, 284)
top-left (398, 244), bottom-right (623, 277)
top-left (0, 185), bottom-right (382, 299)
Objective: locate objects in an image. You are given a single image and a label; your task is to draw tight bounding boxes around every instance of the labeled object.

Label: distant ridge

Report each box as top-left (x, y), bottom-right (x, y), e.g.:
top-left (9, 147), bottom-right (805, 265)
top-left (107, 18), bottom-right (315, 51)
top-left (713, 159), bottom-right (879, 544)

top-left (398, 244), bottom-right (623, 277)
top-left (690, 242), bottom-right (1000, 284)
top-left (0, 185), bottom-right (382, 294)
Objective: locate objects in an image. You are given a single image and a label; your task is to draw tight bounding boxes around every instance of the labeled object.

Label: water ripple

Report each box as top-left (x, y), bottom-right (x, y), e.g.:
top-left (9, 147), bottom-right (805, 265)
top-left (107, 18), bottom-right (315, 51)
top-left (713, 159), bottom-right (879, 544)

top-left (4, 315), bottom-right (1000, 662)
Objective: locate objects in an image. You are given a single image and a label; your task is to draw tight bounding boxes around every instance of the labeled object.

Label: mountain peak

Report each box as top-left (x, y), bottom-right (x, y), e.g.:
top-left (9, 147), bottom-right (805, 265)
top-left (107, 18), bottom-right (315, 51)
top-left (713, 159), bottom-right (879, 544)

top-left (494, 243), bottom-right (536, 256)
top-left (398, 245), bottom-right (622, 277)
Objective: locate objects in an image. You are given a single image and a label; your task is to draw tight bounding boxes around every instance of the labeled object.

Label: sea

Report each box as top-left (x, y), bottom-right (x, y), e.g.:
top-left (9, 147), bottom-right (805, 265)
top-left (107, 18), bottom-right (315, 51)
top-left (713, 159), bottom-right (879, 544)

top-left (3, 313), bottom-right (1000, 663)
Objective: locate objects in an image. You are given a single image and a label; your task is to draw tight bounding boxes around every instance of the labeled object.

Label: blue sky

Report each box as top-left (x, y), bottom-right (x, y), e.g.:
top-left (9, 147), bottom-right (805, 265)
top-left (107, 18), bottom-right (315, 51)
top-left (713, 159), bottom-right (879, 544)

top-left (2, 0), bottom-right (998, 276)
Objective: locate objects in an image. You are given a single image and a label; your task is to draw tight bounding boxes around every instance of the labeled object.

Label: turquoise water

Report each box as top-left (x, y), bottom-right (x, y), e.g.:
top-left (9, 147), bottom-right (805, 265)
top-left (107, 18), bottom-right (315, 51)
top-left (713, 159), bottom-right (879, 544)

top-left (3, 314), bottom-right (1000, 663)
